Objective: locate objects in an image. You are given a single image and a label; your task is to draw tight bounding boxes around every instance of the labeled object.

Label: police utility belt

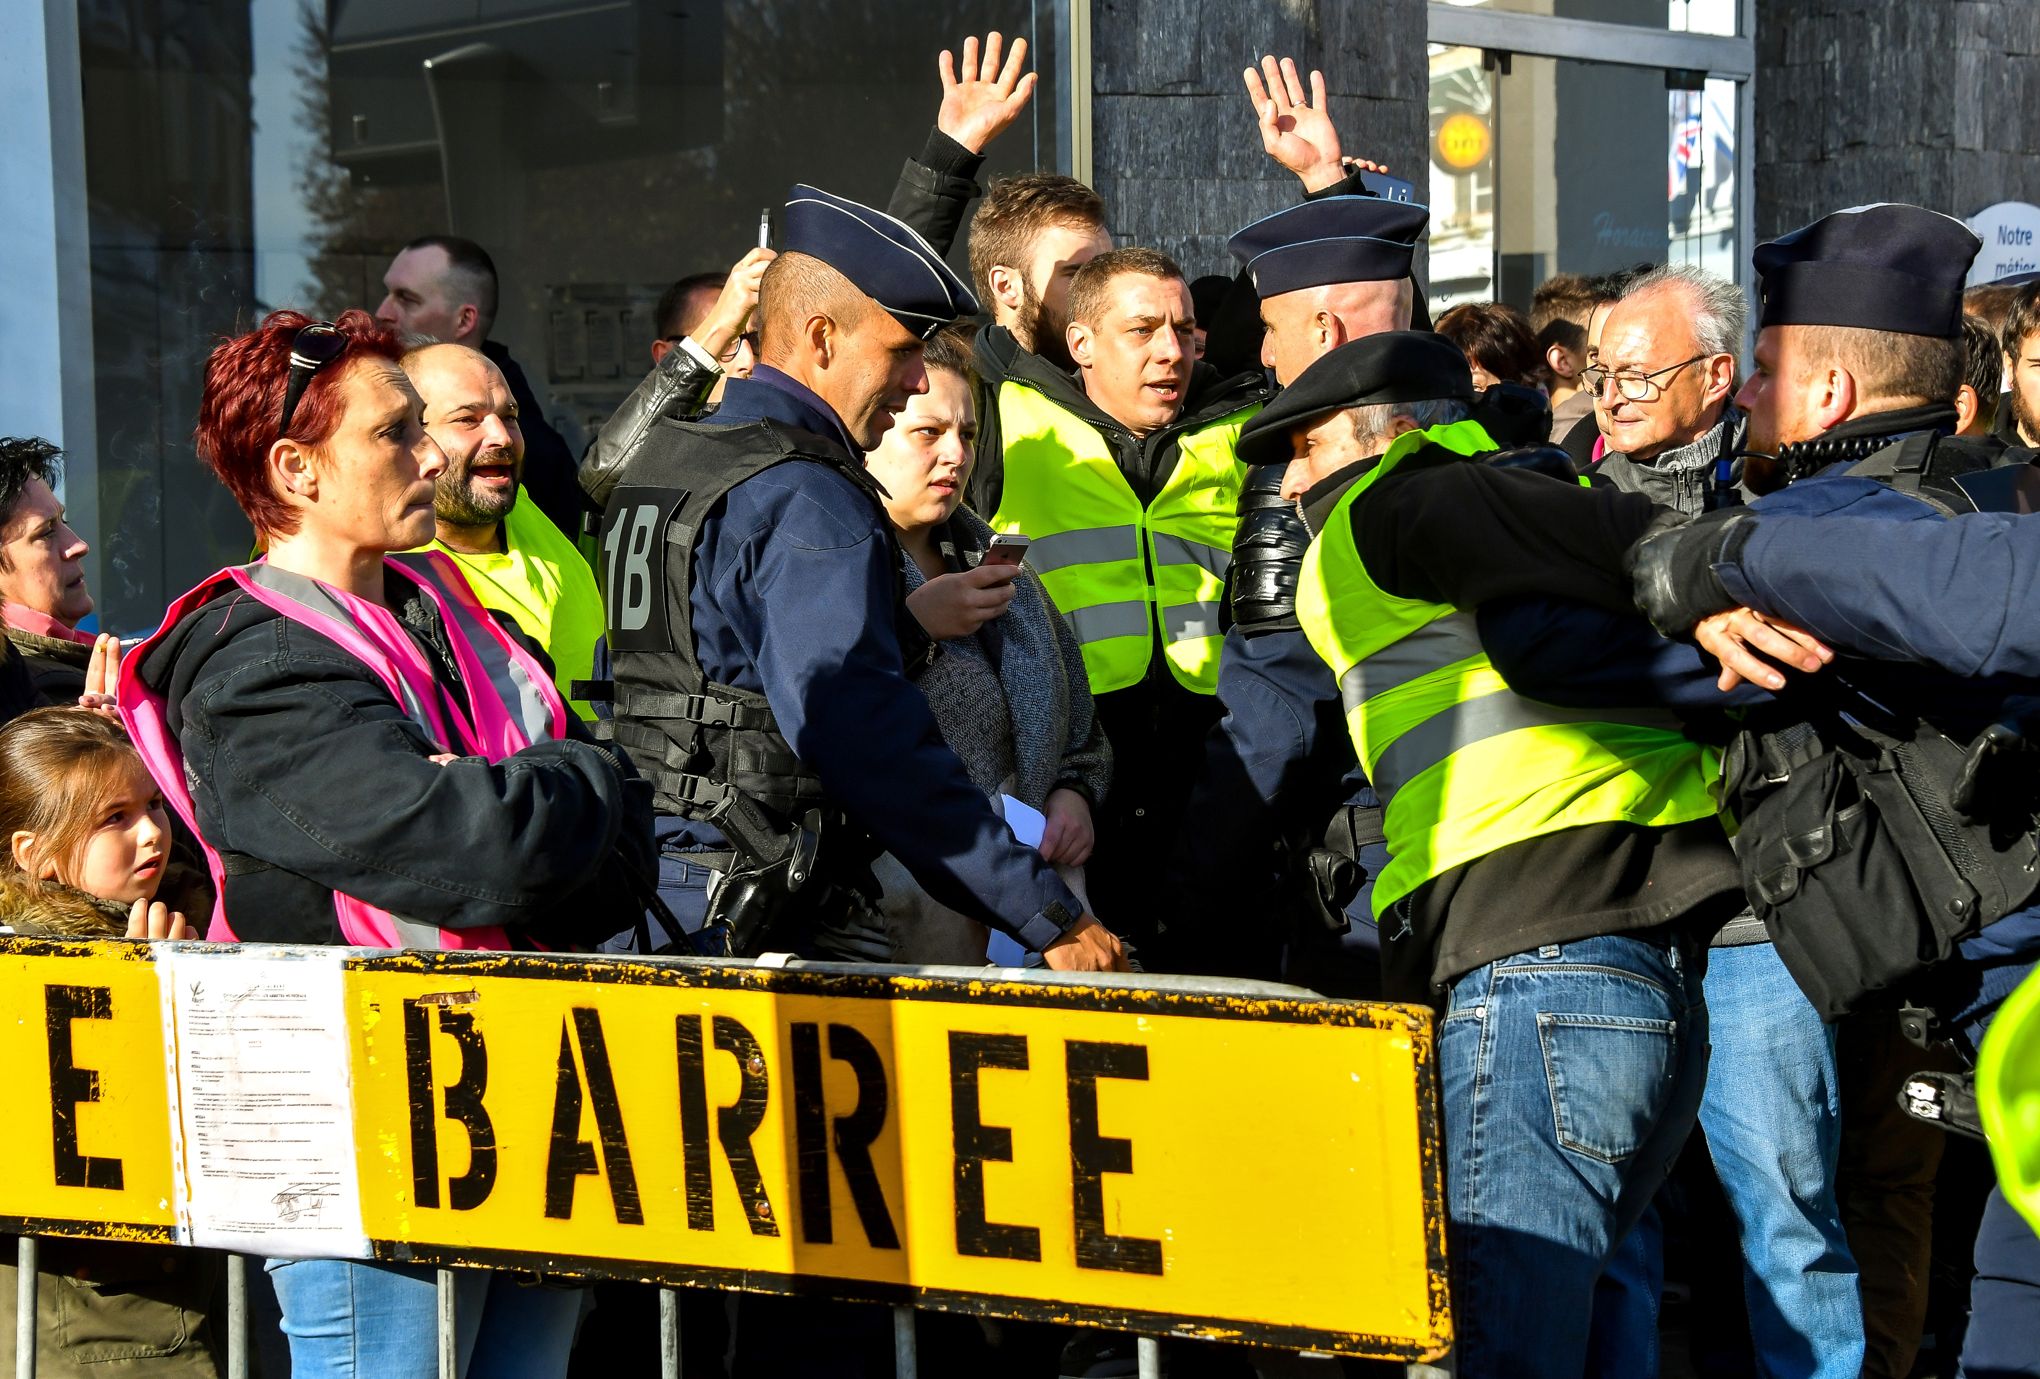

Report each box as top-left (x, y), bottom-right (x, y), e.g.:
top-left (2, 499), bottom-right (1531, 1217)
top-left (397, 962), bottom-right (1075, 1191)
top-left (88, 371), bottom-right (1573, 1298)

top-left (590, 418), bottom-right (919, 957)
top-left (1726, 428), bottom-right (2040, 1018)
top-left (1724, 677), bottom-right (2040, 1020)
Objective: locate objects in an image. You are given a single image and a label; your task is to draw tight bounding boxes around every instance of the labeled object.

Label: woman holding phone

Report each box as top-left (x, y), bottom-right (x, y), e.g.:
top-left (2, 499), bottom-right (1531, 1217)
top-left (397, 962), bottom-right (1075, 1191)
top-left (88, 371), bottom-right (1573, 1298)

top-left (868, 323), bottom-right (1110, 962)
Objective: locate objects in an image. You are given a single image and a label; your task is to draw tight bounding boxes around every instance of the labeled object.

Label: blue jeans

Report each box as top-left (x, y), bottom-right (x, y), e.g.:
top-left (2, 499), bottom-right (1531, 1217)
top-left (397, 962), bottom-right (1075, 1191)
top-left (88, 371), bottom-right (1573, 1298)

top-left (265, 1260), bottom-right (583, 1379)
top-left (1700, 941), bottom-right (1862, 1379)
top-left (1440, 931), bottom-right (1709, 1378)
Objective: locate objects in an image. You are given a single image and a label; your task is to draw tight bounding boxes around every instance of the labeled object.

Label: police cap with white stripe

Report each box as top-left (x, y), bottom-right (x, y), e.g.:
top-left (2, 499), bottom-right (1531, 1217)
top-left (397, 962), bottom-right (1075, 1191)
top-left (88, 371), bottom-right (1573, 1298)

top-left (1753, 203), bottom-right (1981, 338)
top-left (782, 184), bottom-right (978, 339)
top-left (1235, 331), bottom-right (1472, 467)
top-left (1226, 197), bottom-right (1430, 297)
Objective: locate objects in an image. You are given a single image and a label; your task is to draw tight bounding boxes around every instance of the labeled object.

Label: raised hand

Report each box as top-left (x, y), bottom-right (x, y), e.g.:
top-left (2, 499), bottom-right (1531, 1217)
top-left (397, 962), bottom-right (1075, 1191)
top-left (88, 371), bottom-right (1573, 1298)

top-left (1243, 56), bottom-right (1390, 192)
top-left (694, 246), bottom-right (776, 364)
top-left (938, 32), bottom-right (1038, 154)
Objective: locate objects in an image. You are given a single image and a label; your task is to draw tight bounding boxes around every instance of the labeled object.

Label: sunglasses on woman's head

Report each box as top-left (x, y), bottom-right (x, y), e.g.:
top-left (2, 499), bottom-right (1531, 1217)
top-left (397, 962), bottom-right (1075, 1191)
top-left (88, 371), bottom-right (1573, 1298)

top-left (277, 322), bottom-right (348, 440)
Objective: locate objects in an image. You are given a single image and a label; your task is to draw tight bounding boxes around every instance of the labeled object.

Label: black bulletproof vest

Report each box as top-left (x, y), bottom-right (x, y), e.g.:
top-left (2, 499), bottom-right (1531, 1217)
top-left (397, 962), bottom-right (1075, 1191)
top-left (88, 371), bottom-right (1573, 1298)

top-left (599, 417), bottom-right (912, 837)
top-left (1726, 430), bottom-right (2040, 1018)
top-left (1828, 428), bottom-right (2008, 513)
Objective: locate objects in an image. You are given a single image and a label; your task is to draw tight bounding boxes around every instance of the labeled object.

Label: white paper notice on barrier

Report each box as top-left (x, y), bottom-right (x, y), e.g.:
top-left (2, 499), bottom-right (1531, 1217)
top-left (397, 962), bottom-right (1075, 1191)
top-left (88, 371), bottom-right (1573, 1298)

top-left (157, 947), bottom-right (368, 1257)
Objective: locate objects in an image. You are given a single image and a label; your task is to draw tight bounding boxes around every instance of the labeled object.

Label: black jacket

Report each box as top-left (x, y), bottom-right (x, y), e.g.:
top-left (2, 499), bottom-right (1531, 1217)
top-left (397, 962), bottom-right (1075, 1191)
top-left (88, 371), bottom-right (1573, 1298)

top-left (133, 569), bottom-right (656, 947)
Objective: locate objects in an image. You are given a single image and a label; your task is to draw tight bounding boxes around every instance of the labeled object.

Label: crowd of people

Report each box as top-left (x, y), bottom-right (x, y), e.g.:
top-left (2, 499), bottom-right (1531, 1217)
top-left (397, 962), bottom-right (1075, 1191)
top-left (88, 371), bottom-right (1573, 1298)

top-left (3, 29), bottom-right (2040, 1379)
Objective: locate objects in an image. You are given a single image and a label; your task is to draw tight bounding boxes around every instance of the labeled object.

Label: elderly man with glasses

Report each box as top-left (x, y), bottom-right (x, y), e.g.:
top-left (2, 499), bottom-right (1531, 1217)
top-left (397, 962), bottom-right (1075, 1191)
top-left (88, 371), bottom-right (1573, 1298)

top-left (1587, 263), bottom-right (1748, 510)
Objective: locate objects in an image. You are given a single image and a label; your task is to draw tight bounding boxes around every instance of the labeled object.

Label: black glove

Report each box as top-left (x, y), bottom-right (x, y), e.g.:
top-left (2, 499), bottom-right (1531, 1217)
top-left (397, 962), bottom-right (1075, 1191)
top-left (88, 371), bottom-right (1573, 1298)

top-left (1484, 444), bottom-right (1582, 484)
top-left (1229, 464), bottom-right (1312, 635)
top-left (1626, 507), bottom-right (1758, 639)
top-left (1471, 383), bottom-right (1553, 449)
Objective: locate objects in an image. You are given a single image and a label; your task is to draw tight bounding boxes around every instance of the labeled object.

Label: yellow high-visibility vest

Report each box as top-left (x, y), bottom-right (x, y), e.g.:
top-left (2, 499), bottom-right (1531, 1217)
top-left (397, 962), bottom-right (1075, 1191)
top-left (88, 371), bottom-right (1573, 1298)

top-left (1294, 419), bottom-right (1723, 914)
top-left (990, 381), bottom-right (1257, 695)
top-left (1978, 964), bottom-right (2040, 1235)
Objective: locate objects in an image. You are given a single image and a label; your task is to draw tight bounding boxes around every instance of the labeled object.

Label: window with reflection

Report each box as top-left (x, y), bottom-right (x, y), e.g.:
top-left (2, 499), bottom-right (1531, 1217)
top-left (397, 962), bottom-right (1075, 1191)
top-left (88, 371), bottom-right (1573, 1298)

top-left (76, 0), bottom-right (1065, 630)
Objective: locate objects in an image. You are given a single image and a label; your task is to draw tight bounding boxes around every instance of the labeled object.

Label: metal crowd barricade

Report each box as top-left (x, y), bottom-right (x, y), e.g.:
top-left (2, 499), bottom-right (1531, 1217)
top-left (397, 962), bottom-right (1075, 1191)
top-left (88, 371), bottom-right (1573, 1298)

top-left (10, 1252), bottom-right (1173, 1379)
top-left (0, 943), bottom-right (1448, 1378)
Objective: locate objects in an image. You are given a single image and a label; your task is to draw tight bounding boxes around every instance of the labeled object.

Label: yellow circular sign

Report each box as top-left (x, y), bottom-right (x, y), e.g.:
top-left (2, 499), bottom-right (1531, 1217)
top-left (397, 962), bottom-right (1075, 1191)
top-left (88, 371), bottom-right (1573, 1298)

top-left (1435, 112), bottom-right (1492, 172)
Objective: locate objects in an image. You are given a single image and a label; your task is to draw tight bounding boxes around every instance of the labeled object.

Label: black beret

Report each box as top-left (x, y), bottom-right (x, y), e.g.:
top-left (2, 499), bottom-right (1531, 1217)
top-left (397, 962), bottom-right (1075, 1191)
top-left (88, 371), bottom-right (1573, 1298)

top-left (1754, 203), bottom-right (1981, 338)
top-left (1235, 331), bottom-right (1473, 467)
top-left (1226, 196), bottom-right (1430, 298)
top-left (782, 184), bottom-right (978, 339)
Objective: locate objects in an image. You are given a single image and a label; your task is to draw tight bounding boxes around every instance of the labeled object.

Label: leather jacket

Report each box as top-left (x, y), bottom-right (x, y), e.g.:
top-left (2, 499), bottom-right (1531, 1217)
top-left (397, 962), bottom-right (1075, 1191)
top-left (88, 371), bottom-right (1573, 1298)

top-left (579, 341), bottom-right (723, 511)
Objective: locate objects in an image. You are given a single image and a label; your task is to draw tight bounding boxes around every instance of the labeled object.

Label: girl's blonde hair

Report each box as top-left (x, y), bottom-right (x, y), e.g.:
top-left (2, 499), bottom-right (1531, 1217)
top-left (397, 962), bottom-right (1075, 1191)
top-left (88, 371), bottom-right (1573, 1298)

top-left (0, 707), bottom-right (152, 886)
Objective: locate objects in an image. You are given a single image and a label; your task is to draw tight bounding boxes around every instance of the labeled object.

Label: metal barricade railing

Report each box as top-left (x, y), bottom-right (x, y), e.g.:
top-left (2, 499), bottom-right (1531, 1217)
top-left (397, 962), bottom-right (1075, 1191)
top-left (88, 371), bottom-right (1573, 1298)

top-left (2, 1252), bottom-right (1176, 1379)
top-left (0, 944), bottom-right (1445, 1378)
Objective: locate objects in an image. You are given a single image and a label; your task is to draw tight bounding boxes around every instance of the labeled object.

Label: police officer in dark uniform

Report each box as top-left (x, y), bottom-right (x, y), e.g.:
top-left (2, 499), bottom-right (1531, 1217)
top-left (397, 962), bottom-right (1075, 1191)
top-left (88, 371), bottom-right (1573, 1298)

top-left (1159, 199), bottom-right (1427, 989)
top-left (599, 184), bottom-right (1128, 977)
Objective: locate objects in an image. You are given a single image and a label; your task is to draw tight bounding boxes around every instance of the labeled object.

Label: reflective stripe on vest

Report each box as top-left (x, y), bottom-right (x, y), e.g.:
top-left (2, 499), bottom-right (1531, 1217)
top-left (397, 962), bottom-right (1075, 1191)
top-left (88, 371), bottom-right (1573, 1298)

top-left (1294, 419), bottom-right (1723, 915)
top-left (990, 381), bottom-right (1256, 694)
top-left (119, 553), bottom-right (566, 950)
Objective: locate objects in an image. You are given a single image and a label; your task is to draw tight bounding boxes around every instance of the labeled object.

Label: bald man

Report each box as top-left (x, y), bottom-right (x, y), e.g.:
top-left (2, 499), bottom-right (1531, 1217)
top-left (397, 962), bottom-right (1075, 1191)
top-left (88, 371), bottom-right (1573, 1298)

top-left (402, 343), bottom-right (605, 720)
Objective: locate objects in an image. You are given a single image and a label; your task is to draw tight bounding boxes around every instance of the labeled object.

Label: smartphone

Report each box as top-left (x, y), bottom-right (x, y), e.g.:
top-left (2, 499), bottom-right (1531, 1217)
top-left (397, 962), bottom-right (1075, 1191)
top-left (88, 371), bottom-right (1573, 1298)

top-left (1357, 170), bottom-right (1419, 204)
top-left (983, 533), bottom-right (1030, 567)
top-left (758, 207), bottom-right (773, 249)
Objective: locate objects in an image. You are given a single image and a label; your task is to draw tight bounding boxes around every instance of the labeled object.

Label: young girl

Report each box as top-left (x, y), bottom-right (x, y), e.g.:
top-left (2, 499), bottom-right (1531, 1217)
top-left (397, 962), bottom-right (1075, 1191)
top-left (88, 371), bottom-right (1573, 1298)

top-left (0, 705), bottom-right (197, 939)
top-left (0, 706), bottom-right (218, 1377)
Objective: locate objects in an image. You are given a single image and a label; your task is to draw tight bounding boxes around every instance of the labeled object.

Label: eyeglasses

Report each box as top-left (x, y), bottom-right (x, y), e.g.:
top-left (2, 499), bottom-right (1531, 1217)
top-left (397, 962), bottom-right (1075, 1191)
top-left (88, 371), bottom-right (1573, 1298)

top-left (1582, 353), bottom-right (1713, 402)
top-left (277, 322), bottom-right (347, 439)
top-left (716, 331), bottom-right (760, 366)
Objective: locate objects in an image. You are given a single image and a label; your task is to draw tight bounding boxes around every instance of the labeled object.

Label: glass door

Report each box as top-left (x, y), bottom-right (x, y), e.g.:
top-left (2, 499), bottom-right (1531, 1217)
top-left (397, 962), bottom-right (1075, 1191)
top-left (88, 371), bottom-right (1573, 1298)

top-left (1424, 0), bottom-right (1753, 314)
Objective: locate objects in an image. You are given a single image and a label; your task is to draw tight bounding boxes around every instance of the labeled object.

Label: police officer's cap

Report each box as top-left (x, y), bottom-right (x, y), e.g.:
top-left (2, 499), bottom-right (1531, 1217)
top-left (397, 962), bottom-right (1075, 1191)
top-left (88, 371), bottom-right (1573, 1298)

top-left (1753, 203), bottom-right (1980, 338)
top-left (782, 184), bottom-right (978, 339)
top-left (1235, 331), bottom-right (1473, 467)
top-left (1226, 197), bottom-right (1430, 298)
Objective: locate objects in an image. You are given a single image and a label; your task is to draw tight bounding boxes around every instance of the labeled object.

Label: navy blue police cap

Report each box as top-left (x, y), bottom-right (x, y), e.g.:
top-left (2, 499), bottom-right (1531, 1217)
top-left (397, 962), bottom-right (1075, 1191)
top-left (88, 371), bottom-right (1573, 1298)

top-left (782, 184), bottom-right (978, 339)
top-left (1753, 203), bottom-right (1981, 338)
top-left (1226, 197), bottom-right (1431, 298)
top-left (1235, 331), bottom-right (1472, 467)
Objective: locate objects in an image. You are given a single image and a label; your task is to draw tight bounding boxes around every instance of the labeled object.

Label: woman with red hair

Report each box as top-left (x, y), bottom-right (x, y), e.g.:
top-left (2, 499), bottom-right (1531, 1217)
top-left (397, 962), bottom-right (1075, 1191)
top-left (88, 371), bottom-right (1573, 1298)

top-left (118, 310), bottom-right (653, 1378)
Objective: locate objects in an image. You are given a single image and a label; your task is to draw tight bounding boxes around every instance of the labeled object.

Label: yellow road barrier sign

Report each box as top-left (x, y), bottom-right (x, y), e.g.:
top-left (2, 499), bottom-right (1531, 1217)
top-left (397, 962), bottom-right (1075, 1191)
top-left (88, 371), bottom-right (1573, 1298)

top-left (0, 939), bottom-right (1449, 1360)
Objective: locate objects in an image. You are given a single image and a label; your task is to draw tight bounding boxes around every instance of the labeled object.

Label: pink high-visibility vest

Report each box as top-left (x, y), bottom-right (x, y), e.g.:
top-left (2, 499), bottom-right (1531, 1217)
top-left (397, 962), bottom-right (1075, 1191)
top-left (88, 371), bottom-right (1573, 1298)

top-left (120, 552), bottom-right (567, 949)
